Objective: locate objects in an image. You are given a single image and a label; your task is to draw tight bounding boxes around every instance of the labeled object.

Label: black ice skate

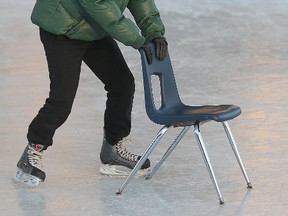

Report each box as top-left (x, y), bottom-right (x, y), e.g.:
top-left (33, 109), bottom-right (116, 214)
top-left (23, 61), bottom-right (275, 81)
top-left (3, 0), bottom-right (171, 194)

top-left (100, 138), bottom-right (151, 177)
top-left (13, 143), bottom-right (46, 188)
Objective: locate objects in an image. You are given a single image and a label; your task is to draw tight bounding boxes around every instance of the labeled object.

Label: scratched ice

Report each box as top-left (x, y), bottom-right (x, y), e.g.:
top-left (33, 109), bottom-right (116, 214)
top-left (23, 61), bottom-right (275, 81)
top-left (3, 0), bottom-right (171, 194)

top-left (1, 0), bottom-right (288, 215)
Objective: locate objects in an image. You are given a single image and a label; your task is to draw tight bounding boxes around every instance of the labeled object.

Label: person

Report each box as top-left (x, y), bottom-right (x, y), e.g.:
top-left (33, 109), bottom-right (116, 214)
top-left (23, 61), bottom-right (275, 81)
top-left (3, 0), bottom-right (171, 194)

top-left (13, 0), bottom-right (168, 187)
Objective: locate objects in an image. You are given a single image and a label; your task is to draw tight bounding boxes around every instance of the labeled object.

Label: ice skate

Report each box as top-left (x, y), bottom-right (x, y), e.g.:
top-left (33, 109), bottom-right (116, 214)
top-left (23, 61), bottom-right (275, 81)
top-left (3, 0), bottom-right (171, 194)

top-left (100, 138), bottom-right (151, 177)
top-left (13, 143), bottom-right (46, 188)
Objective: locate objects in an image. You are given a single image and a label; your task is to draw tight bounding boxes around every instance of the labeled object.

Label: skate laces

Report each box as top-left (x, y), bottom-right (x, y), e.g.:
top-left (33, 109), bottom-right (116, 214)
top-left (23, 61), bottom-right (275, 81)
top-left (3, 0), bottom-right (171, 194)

top-left (27, 145), bottom-right (43, 170)
top-left (116, 139), bottom-right (138, 162)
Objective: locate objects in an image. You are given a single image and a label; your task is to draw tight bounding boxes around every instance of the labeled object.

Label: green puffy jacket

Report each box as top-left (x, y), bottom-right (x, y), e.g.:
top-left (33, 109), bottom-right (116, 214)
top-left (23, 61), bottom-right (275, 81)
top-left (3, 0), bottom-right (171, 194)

top-left (31, 0), bottom-right (165, 49)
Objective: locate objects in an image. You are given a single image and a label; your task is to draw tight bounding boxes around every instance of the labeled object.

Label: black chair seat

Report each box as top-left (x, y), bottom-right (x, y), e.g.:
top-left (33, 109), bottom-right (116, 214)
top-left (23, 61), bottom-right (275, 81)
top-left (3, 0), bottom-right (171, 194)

top-left (147, 104), bottom-right (241, 125)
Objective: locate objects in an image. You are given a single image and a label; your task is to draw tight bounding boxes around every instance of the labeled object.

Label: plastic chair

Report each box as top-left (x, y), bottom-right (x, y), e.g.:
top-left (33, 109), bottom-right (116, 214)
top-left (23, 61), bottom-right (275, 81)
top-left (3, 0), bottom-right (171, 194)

top-left (117, 44), bottom-right (252, 204)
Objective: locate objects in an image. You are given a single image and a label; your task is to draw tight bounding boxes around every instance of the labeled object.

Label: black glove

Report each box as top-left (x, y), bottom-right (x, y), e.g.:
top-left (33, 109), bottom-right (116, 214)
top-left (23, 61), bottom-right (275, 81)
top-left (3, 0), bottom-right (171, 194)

top-left (141, 41), bottom-right (153, 65)
top-left (153, 37), bottom-right (168, 61)
top-left (141, 37), bottom-right (168, 64)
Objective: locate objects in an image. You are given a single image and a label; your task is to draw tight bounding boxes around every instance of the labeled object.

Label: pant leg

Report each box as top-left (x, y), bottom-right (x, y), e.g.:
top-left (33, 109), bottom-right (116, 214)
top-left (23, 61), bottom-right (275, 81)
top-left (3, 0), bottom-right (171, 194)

top-left (83, 36), bottom-right (135, 145)
top-left (27, 29), bottom-right (89, 149)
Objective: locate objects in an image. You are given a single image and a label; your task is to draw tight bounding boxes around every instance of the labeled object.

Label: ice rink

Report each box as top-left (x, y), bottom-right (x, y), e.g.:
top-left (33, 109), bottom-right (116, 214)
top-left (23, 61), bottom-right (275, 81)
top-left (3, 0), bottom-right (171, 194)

top-left (1, 0), bottom-right (288, 215)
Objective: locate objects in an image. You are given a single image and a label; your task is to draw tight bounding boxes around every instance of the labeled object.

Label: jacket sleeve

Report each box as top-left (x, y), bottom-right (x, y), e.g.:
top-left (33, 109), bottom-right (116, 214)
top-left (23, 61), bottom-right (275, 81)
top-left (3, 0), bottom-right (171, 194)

top-left (127, 0), bottom-right (165, 42)
top-left (78, 0), bottom-right (145, 48)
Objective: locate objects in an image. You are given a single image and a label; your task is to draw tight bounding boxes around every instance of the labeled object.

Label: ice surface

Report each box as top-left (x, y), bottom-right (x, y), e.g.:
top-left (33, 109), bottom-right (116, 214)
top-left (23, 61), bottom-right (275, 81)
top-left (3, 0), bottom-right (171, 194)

top-left (1, 0), bottom-right (288, 215)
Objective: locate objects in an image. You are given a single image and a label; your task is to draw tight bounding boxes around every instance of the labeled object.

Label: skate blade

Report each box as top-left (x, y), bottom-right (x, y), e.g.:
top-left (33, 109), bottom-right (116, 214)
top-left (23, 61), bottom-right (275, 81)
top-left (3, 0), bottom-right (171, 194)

top-left (12, 168), bottom-right (41, 188)
top-left (100, 164), bottom-right (151, 177)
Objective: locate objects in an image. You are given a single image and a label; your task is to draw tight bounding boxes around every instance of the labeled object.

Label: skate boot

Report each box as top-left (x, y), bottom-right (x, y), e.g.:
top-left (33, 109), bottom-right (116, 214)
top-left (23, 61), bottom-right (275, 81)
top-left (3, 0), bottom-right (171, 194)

top-left (13, 143), bottom-right (46, 188)
top-left (100, 138), bottom-right (151, 177)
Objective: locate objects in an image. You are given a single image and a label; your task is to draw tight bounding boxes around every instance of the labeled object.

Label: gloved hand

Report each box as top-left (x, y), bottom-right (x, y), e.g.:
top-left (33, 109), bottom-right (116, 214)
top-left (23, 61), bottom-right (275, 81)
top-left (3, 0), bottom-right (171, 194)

top-left (141, 37), bottom-right (168, 64)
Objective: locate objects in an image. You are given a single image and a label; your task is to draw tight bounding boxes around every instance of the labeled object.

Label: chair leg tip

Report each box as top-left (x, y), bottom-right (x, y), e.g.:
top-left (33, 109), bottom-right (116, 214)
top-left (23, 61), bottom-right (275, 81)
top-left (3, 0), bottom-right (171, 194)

top-left (145, 175), bottom-right (152, 180)
top-left (247, 182), bottom-right (253, 188)
top-left (116, 190), bottom-right (122, 195)
top-left (219, 199), bottom-right (225, 205)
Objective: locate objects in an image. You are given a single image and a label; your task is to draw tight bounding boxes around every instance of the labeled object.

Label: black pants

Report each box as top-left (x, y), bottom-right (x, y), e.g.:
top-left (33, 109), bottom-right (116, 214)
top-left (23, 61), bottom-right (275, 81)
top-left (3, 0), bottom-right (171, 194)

top-left (27, 29), bottom-right (135, 149)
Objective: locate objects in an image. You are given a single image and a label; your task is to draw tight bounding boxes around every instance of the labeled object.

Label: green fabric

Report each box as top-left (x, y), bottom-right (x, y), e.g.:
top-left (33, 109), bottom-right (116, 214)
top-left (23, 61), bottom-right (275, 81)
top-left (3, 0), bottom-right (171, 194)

top-left (31, 0), bottom-right (165, 49)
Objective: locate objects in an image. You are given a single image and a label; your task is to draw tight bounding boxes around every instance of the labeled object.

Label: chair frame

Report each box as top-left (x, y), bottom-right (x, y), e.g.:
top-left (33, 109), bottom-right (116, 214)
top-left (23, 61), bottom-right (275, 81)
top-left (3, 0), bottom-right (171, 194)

top-left (116, 45), bottom-right (252, 204)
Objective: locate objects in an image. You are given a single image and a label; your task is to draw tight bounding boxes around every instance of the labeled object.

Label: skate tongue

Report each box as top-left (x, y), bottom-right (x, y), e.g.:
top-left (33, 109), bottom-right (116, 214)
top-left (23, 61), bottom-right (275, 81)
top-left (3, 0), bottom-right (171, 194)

top-left (30, 143), bottom-right (44, 152)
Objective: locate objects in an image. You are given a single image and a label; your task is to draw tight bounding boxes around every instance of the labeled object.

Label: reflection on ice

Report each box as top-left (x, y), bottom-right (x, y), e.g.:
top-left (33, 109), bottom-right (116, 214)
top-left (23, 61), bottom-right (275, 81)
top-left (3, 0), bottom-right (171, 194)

top-left (1, 0), bottom-right (288, 216)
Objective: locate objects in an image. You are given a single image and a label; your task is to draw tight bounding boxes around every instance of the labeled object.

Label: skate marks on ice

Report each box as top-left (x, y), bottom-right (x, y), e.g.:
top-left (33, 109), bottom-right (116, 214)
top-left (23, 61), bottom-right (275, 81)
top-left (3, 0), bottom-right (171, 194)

top-left (1, 0), bottom-right (288, 215)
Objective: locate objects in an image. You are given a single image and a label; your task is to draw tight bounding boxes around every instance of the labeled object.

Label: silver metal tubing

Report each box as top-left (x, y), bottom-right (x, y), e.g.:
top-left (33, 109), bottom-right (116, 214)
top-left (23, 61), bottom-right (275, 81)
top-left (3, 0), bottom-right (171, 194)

top-left (117, 125), bottom-right (170, 195)
top-left (222, 121), bottom-right (252, 188)
top-left (147, 126), bottom-right (191, 179)
top-left (194, 123), bottom-right (224, 204)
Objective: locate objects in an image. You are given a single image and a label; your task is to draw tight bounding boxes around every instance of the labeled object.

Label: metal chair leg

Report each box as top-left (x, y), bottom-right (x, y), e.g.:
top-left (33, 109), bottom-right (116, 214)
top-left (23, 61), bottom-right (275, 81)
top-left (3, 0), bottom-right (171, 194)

top-left (116, 125), bottom-right (170, 195)
top-left (147, 126), bottom-right (191, 179)
top-left (194, 123), bottom-right (225, 204)
top-left (222, 121), bottom-right (253, 188)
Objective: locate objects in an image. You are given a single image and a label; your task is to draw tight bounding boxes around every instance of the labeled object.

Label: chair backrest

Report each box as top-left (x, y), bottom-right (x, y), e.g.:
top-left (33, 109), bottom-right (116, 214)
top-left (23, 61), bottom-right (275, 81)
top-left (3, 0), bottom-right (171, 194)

top-left (140, 44), bottom-right (184, 122)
